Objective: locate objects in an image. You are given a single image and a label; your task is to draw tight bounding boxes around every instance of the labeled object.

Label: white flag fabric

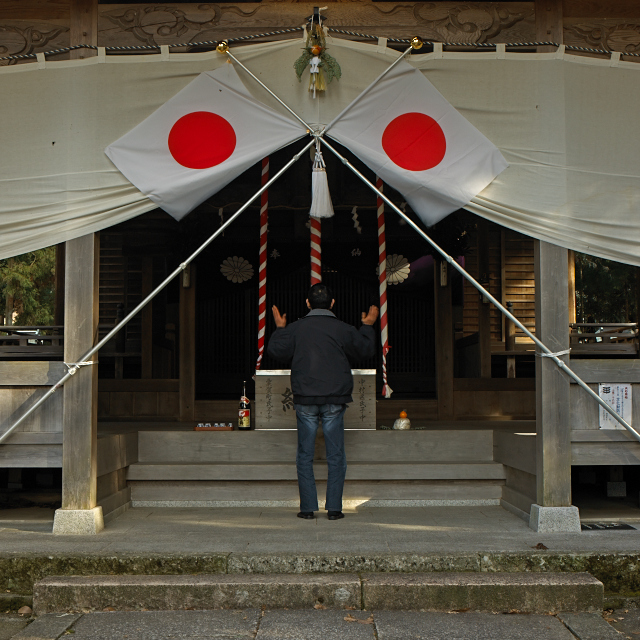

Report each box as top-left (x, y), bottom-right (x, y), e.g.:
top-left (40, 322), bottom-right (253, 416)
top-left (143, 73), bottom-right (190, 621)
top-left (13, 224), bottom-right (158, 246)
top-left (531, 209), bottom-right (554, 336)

top-left (105, 64), bottom-right (306, 220)
top-left (326, 60), bottom-right (508, 226)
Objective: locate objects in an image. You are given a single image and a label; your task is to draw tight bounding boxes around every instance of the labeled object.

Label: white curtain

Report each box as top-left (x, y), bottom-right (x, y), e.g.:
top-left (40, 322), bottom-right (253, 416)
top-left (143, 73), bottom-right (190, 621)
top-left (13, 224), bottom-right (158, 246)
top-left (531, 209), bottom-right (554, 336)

top-left (1, 37), bottom-right (640, 264)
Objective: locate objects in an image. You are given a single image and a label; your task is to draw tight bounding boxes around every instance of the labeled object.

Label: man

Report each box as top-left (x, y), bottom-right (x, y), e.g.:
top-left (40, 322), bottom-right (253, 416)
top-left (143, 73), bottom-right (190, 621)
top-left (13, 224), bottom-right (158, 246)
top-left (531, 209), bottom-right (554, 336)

top-left (267, 283), bottom-right (379, 521)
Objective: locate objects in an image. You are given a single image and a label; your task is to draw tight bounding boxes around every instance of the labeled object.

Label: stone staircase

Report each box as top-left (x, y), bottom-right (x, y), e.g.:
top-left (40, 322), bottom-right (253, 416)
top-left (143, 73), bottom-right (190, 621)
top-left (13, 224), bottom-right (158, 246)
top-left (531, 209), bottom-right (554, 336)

top-left (126, 429), bottom-right (506, 507)
top-left (32, 572), bottom-right (603, 614)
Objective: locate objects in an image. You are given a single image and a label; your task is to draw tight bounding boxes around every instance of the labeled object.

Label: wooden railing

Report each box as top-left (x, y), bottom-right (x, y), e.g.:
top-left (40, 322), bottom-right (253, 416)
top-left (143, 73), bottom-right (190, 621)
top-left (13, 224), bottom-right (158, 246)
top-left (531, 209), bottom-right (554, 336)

top-left (570, 323), bottom-right (639, 356)
top-left (0, 326), bottom-right (64, 360)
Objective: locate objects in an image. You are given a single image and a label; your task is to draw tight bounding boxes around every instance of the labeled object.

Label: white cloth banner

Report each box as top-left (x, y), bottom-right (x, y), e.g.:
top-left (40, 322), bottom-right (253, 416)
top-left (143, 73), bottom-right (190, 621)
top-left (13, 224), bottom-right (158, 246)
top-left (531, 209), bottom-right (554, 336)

top-left (1, 38), bottom-right (640, 264)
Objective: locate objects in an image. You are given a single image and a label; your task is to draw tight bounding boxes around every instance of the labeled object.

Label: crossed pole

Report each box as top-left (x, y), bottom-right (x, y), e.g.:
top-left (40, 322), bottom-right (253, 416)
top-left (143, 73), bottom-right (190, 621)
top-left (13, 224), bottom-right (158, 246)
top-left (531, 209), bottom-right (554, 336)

top-left (1, 38), bottom-right (638, 445)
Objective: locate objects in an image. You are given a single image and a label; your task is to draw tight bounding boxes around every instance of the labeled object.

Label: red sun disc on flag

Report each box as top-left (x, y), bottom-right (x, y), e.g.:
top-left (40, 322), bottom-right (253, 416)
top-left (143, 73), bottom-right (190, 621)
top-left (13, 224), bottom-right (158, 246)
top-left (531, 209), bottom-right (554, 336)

top-left (168, 111), bottom-right (236, 169)
top-left (382, 113), bottom-right (446, 172)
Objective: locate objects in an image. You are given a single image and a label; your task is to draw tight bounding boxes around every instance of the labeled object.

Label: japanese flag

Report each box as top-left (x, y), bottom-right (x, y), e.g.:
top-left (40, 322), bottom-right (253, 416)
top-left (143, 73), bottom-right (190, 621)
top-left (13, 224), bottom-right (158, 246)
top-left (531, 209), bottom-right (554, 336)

top-left (106, 64), bottom-right (306, 220)
top-left (326, 61), bottom-right (508, 226)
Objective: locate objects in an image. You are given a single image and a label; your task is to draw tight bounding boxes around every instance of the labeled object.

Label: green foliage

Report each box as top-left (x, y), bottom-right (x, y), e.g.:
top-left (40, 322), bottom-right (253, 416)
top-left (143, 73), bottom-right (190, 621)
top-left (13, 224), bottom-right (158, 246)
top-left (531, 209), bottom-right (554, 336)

top-left (320, 52), bottom-right (341, 84)
top-left (293, 50), bottom-right (313, 81)
top-left (0, 247), bottom-right (56, 325)
top-left (575, 253), bottom-right (640, 323)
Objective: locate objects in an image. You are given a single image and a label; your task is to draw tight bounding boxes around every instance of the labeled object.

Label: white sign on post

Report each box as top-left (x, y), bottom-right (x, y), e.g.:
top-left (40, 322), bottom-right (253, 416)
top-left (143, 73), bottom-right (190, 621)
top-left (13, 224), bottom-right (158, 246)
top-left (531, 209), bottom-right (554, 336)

top-left (599, 383), bottom-right (632, 429)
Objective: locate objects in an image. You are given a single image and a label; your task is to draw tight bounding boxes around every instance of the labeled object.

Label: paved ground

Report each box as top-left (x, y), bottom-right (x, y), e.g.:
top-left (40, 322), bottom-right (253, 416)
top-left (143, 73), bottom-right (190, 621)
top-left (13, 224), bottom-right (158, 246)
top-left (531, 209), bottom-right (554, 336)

top-left (1, 505), bottom-right (640, 555)
top-left (0, 608), bottom-right (636, 639)
top-left (1, 505), bottom-right (640, 638)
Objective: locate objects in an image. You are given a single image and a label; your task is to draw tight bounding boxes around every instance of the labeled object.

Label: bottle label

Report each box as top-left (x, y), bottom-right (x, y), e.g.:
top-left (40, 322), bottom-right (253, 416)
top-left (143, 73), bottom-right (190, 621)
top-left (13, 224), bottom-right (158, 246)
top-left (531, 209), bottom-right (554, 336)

top-left (238, 409), bottom-right (251, 428)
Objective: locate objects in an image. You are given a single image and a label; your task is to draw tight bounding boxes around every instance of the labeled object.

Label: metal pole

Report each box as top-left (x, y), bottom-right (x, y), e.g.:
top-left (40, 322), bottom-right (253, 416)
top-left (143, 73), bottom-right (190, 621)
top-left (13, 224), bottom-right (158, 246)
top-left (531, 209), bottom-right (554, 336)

top-left (226, 51), bottom-right (315, 133)
top-left (319, 136), bottom-right (640, 443)
top-left (0, 138), bottom-right (315, 445)
top-left (322, 45), bottom-right (414, 136)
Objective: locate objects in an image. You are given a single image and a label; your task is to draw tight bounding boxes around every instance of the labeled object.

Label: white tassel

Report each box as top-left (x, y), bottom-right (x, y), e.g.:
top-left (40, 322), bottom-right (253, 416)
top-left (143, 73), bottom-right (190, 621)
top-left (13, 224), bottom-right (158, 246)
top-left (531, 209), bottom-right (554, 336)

top-left (309, 147), bottom-right (334, 218)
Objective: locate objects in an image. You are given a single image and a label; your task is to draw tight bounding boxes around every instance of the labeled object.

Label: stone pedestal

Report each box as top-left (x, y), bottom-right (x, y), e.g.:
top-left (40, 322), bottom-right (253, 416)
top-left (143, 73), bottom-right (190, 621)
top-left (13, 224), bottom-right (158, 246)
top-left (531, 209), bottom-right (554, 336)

top-left (52, 507), bottom-right (104, 535)
top-left (254, 369), bottom-right (376, 429)
top-left (529, 504), bottom-right (581, 533)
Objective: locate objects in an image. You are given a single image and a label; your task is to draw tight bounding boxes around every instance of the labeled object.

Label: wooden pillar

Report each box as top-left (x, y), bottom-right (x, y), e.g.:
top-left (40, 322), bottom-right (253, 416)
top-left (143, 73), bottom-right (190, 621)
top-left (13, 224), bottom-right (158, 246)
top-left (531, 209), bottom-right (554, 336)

top-left (477, 222), bottom-right (492, 378)
top-left (434, 260), bottom-right (454, 420)
top-left (528, 1), bottom-right (578, 532)
top-left (568, 250), bottom-right (576, 324)
top-left (530, 240), bottom-right (579, 531)
top-left (141, 256), bottom-right (153, 379)
top-left (53, 233), bottom-right (103, 534)
top-left (179, 265), bottom-right (196, 421)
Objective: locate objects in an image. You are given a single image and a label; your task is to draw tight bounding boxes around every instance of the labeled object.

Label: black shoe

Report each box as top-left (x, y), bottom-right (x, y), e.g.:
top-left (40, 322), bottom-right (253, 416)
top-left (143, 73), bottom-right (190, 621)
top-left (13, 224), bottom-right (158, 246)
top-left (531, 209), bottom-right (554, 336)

top-left (327, 511), bottom-right (344, 520)
top-left (297, 511), bottom-right (315, 519)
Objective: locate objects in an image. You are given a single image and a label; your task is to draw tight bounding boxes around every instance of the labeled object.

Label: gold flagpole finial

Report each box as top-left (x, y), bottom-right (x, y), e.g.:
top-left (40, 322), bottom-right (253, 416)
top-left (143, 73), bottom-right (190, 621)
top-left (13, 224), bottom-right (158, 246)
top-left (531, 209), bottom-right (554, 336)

top-left (216, 41), bottom-right (229, 54)
top-left (411, 37), bottom-right (424, 50)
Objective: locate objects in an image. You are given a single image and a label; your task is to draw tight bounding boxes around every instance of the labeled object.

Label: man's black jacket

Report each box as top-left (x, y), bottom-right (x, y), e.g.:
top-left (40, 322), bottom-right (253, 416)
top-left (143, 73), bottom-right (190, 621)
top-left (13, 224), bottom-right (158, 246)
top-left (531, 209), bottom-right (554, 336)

top-left (266, 309), bottom-right (376, 405)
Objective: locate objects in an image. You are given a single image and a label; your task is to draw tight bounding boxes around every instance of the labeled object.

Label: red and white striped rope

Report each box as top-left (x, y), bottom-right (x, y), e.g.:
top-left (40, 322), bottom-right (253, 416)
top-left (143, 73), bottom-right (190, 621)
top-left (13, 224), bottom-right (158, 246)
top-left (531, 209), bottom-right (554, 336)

top-left (255, 157), bottom-right (269, 374)
top-left (377, 177), bottom-right (392, 398)
top-left (310, 216), bottom-right (322, 286)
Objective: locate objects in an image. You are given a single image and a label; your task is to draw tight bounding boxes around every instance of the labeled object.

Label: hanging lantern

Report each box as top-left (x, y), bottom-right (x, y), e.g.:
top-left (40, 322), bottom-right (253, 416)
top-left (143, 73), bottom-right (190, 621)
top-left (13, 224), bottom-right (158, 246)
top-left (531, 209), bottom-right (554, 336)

top-left (309, 143), bottom-right (334, 219)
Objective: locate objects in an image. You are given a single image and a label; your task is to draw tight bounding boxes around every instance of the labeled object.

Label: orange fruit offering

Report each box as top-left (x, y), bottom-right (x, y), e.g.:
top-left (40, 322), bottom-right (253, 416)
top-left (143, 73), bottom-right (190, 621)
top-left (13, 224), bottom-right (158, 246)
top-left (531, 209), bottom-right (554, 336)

top-left (399, 410), bottom-right (407, 419)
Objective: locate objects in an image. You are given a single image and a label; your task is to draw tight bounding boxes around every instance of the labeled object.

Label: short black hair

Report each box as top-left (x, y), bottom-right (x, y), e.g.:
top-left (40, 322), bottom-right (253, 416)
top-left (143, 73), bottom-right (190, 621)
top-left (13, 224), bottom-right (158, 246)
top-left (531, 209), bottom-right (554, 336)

top-left (307, 283), bottom-right (333, 309)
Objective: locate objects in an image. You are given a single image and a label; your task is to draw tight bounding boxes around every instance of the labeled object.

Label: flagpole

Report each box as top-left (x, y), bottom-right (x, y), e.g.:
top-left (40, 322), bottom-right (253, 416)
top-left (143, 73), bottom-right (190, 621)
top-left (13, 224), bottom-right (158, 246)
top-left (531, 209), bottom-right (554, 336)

top-left (223, 48), bottom-right (315, 133)
top-left (319, 137), bottom-right (640, 442)
top-left (0, 138), bottom-right (315, 446)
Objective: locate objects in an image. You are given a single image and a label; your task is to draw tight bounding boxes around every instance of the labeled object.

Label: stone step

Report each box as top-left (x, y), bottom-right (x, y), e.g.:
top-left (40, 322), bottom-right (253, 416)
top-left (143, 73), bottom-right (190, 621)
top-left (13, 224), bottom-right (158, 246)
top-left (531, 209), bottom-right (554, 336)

top-left (129, 479), bottom-right (503, 506)
top-left (33, 572), bottom-right (603, 615)
top-left (33, 574), bottom-right (361, 615)
top-left (136, 430), bottom-right (496, 464)
top-left (126, 462), bottom-right (506, 481)
top-left (362, 572), bottom-right (603, 613)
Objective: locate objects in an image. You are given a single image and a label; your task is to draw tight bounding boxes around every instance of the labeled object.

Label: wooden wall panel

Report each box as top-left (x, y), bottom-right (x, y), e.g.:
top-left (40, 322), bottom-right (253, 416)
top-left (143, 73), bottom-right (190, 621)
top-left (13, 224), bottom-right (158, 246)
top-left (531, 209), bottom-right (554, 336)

top-left (0, 444), bottom-right (62, 467)
top-left (0, 386), bottom-right (63, 434)
top-left (98, 390), bottom-right (180, 419)
top-left (0, 362), bottom-right (67, 386)
top-left (501, 230), bottom-right (535, 342)
top-left (462, 224), bottom-right (503, 342)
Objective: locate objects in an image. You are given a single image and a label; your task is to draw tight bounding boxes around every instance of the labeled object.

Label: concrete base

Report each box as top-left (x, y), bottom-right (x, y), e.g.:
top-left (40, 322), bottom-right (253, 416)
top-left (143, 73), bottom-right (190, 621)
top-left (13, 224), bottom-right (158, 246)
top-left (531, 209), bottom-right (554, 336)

top-left (52, 507), bottom-right (104, 535)
top-left (528, 505), bottom-right (581, 533)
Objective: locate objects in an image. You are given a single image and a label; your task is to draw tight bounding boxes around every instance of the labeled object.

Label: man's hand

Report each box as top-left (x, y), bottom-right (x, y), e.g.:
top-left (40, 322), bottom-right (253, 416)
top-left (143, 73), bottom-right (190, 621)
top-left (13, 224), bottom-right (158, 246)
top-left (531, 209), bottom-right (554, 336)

top-left (272, 305), bottom-right (287, 328)
top-left (361, 305), bottom-right (379, 326)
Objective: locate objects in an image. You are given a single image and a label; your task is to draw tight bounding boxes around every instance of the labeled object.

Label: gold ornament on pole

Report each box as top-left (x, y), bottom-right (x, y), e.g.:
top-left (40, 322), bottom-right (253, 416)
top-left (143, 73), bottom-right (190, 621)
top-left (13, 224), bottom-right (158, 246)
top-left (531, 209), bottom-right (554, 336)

top-left (411, 36), bottom-right (424, 50)
top-left (216, 41), bottom-right (229, 54)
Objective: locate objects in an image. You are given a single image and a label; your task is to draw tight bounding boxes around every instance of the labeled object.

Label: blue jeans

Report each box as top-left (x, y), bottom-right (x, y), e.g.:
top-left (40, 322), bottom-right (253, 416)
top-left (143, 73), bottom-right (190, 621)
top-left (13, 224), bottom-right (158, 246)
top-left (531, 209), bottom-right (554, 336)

top-left (295, 403), bottom-right (348, 512)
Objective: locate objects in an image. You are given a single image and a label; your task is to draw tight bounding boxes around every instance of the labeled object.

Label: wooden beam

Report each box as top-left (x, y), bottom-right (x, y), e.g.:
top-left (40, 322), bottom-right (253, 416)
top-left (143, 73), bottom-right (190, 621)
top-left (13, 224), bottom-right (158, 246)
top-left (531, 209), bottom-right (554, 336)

top-left (69, 0), bottom-right (97, 59)
top-left (0, 1), bottom-right (70, 21)
top-left (535, 0), bottom-right (563, 50)
top-left (434, 260), bottom-right (454, 419)
top-left (179, 265), bottom-right (196, 421)
top-left (0, 361), bottom-right (67, 386)
top-left (534, 240), bottom-right (571, 507)
top-left (61, 233), bottom-right (100, 510)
